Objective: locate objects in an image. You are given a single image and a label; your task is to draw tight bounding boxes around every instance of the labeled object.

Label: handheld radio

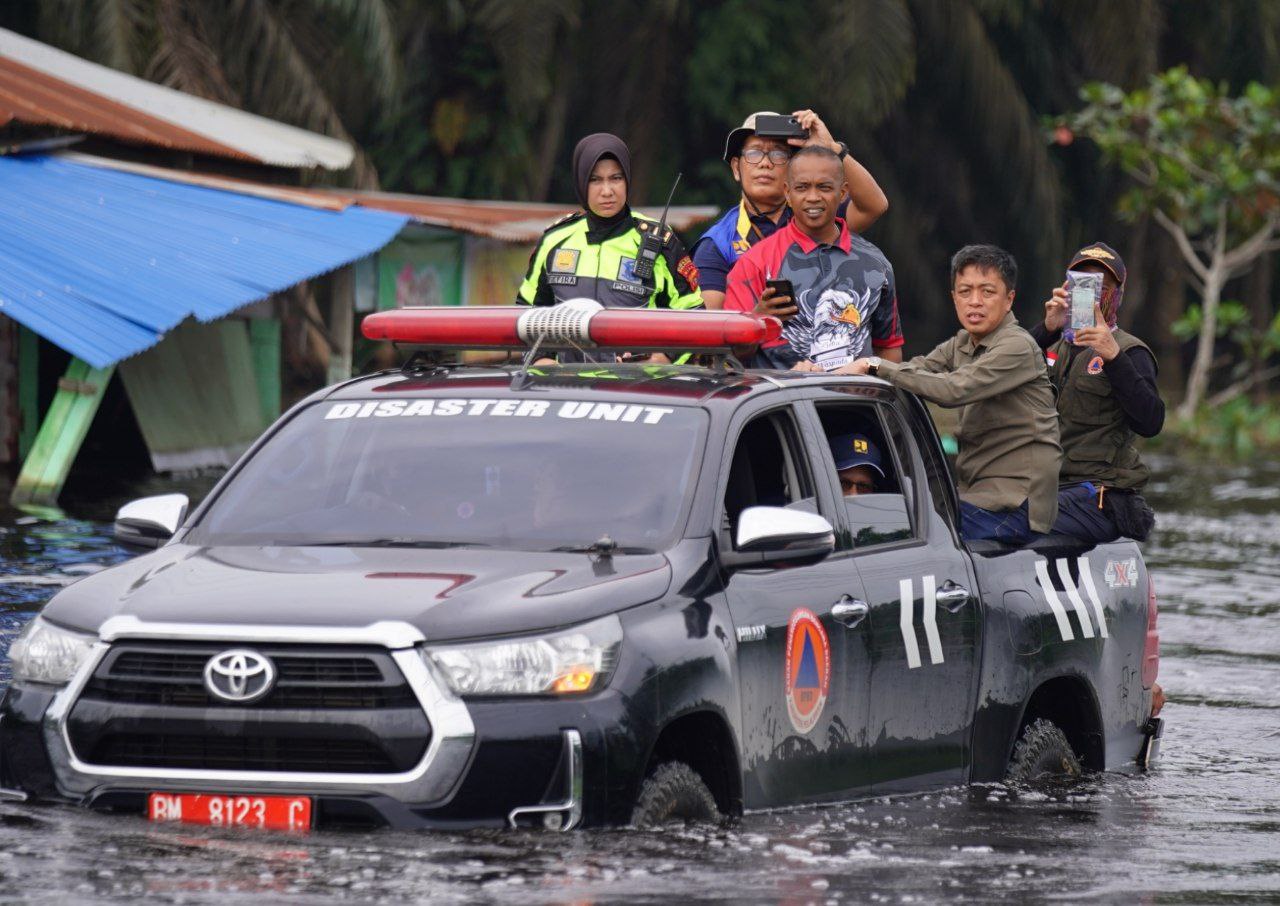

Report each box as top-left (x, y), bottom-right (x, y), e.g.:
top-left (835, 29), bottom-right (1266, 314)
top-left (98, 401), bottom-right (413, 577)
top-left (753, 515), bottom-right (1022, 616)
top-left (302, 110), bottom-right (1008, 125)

top-left (633, 172), bottom-right (682, 281)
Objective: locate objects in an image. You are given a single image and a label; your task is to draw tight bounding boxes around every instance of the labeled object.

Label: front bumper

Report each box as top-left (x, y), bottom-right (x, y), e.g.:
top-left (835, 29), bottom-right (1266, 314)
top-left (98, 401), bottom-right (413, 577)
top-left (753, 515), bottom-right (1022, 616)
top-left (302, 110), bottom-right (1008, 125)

top-left (0, 618), bottom-right (641, 829)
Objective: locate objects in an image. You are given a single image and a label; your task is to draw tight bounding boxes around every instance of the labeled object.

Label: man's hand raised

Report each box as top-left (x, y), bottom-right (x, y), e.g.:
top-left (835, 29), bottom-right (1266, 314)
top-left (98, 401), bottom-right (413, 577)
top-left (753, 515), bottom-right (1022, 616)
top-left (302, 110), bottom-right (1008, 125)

top-left (791, 109), bottom-right (839, 153)
top-left (755, 284), bottom-right (797, 321)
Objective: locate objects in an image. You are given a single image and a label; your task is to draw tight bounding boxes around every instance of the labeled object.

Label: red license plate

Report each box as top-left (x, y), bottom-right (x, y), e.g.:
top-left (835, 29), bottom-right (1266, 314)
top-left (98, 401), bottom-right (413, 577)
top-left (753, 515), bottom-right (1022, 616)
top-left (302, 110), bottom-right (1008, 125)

top-left (148, 792), bottom-right (313, 832)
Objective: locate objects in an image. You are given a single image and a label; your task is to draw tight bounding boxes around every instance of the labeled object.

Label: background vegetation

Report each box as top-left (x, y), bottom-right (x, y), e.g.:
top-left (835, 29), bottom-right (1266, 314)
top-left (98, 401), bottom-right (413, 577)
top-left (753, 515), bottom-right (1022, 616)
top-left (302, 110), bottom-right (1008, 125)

top-left (4, 0), bottom-right (1280, 440)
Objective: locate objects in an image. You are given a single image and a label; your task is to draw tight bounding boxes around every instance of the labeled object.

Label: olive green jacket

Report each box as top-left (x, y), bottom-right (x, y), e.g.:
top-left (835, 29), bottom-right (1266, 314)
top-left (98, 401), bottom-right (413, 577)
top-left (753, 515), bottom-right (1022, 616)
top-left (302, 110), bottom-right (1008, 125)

top-left (1048, 329), bottom-right (1154, 490)
top-left (878, 312), bottom-right (1062, 532)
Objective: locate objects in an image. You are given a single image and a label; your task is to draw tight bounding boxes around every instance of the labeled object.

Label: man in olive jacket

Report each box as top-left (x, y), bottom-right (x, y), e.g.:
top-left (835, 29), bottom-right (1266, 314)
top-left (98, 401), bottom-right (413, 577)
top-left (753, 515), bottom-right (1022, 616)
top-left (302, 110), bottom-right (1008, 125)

top-left (841, 245), bottom-right (1061, 544)
top-left (1031, 242), bottom-right (1164, 543)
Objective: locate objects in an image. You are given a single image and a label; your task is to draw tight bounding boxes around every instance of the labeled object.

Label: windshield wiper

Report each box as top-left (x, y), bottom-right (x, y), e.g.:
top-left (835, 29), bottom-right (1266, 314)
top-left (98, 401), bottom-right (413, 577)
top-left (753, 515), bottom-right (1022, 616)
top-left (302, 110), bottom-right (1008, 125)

top-left (550, 535), bottom-right (652, 556)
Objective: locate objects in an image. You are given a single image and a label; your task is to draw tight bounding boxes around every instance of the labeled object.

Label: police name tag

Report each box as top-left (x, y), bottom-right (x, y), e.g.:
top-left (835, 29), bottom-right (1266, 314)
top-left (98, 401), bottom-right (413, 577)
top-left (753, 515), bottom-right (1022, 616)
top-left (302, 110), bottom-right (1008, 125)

top-left (548, 275), bottom-right (578, 286)
top-left (610, 281), bottom-right (646, 296)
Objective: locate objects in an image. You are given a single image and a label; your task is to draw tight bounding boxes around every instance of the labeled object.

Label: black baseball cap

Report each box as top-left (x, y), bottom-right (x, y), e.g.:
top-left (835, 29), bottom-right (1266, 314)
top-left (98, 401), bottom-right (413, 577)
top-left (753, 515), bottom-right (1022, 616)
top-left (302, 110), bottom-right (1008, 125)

top-left (1068, 242), bottom-right (1126, 286)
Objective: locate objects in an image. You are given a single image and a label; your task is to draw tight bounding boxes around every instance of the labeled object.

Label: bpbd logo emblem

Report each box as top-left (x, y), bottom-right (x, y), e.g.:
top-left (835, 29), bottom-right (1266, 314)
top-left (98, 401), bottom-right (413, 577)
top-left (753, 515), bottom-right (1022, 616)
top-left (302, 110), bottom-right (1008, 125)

top-left (204, 649), bottom-right (276, 704)
top-left (784, 608), bottom-right (830, 734)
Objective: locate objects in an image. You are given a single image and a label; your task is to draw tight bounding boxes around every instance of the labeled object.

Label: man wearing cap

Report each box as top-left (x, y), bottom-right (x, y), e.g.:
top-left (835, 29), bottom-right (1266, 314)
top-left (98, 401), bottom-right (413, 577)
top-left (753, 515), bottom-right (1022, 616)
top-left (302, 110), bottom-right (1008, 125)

top-left (723, 146), bottom-right (904, 371)
top-left (842, 244), bottom-right (1061, 545)
top-left (829, 433), bottom-right (884, 496)
top-left (693, 109), bottom-right (889, 312)
top-left (1032, 242), bottom-right (1164, 543)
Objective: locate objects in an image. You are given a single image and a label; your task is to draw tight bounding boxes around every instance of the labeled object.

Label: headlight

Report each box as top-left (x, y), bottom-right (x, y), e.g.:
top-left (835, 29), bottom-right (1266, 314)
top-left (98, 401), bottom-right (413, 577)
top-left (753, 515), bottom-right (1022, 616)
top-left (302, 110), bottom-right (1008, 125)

top-left (8, 617), bottom-right (97, 685)
top-left (424, 614), bottom-right (622, 697)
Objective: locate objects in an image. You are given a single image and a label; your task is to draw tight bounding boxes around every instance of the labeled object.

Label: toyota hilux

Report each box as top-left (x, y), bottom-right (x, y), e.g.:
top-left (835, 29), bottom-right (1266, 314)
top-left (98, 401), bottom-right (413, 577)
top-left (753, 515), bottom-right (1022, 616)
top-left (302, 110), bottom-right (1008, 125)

top-left (0, 307), bottom-right (1164, 831)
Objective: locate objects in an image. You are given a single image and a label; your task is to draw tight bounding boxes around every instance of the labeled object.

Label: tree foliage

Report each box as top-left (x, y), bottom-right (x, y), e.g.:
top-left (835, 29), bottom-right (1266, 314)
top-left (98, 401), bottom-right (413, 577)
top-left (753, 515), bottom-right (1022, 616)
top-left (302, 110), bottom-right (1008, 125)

top-left (1060, 67), bottom-right (1280, 417)
top-left (6, 0), bottom-right (1280, 408)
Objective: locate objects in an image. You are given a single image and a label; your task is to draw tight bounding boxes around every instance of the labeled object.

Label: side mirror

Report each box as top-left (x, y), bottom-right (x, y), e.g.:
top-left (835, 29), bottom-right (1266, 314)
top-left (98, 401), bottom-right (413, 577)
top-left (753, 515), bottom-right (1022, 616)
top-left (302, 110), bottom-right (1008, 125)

top-left (721, 506), bottom-right (835, 570)
top-left (113, 494), bottom-right (189, 549)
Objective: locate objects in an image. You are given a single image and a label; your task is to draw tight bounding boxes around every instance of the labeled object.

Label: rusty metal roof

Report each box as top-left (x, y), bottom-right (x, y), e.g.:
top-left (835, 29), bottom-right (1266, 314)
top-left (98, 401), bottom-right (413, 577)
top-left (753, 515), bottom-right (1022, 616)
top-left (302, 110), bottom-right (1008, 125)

top-left (62, 155), bottom-right (718, 242)
top-left (0, 28), bottom-right (354, 169)
top-left (328, 190), bottom-right (719, 242)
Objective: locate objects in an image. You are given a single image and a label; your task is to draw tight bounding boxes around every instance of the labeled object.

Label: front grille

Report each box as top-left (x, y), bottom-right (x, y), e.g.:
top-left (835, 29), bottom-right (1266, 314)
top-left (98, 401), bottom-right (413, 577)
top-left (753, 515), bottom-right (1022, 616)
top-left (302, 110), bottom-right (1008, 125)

top-left (80, 646), bottom-right (415, 709)
top-left (68, 642), bottom-right (433, 775)
top-left (89, 734), bottom-right (394, 773)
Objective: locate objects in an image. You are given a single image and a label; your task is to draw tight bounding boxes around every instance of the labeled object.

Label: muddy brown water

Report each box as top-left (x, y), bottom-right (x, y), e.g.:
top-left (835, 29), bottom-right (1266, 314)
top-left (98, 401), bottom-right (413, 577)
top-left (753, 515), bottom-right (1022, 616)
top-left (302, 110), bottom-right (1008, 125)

top-left (0, 455), bottom-right (1276, 904)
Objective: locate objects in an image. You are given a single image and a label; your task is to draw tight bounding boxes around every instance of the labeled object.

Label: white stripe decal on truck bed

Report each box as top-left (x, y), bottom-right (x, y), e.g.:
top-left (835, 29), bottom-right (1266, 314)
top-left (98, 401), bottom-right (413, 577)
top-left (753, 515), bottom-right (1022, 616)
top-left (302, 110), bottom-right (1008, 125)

top-left (1035, 559), bottom-right (1076, 642)
top-left (1076, 556), bottom-right (1109, 638)
top-left (1056, 557), bottom-right (1096, 639)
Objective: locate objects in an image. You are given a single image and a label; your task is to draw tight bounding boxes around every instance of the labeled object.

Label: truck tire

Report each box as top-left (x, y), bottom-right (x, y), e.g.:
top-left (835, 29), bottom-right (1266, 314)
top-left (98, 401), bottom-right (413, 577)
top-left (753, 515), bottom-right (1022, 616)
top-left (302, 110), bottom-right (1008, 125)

top-left (1006, 718), bottom-right (1082, 785)
top-left (630, 761), bottom-right (721, 828)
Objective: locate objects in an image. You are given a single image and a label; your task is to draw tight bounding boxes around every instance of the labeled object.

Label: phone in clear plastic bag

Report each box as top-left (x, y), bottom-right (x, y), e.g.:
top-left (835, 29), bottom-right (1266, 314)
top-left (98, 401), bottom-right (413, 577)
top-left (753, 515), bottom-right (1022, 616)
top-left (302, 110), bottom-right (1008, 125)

top-left (1066, 270), bottom-right (1103, 331)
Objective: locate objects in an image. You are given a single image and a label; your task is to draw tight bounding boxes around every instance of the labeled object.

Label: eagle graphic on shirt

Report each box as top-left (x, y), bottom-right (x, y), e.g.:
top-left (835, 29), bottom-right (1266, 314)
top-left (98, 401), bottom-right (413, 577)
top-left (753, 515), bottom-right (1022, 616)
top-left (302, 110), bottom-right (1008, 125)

top-left (788, 283), bottom-right (874, 370)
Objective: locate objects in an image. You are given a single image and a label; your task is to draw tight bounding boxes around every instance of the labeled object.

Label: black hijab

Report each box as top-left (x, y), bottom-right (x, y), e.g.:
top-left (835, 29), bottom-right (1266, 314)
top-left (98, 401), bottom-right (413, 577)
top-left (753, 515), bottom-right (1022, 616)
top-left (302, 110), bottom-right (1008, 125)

top-left (571, 133), bottom-right (634, 239)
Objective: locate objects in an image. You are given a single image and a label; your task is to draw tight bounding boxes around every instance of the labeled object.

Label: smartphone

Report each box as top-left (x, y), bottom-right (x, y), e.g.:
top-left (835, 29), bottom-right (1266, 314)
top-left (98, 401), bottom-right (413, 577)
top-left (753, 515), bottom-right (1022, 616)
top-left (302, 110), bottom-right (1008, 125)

top-left (753, 114), bottom-right (808, 140)
top-left (764, 279), bottom-right (795, 299)
top-left (1066, 270), bottom-right (1102, 331)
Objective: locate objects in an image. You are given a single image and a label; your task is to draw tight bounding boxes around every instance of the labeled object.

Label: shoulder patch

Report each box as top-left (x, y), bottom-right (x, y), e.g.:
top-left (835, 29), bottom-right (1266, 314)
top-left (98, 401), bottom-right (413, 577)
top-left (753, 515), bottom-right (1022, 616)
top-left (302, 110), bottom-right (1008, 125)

top-left (676, 255), bottom-right (700, 289)
top-left (543, 211), bottom-right (585, 237)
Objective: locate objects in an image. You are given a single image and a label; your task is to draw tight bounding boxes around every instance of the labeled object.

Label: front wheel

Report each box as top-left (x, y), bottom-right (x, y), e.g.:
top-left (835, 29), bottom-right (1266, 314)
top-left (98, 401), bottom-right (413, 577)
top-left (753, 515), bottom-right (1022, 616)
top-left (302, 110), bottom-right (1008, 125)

top-left (630, 761), bottom-right (721, 828)
top-left (1005, 718), bottom-right (1082, 786)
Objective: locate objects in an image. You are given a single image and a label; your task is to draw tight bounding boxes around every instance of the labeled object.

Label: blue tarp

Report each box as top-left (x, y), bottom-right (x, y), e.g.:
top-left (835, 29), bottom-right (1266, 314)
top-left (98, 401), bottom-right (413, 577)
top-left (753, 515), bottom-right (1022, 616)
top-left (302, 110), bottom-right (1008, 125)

top-left (0, 155), bottom-right (409, 368)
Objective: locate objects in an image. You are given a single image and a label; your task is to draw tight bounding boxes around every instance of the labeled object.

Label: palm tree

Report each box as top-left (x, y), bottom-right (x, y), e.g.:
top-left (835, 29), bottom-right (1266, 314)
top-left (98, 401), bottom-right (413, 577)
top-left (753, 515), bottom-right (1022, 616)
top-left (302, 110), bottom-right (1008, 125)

top-left (30, 0), bottom-right (404, 187)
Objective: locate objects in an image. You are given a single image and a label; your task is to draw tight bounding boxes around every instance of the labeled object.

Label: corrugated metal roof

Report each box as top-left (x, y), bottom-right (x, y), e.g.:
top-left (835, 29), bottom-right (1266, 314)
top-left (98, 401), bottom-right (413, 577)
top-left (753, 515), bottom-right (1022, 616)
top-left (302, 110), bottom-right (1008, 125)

top-left (61, 152), bottom-right (354, 211)
top-left (0, 28), bottom-right (354, 170)
top-left (50, 155), bottom-right (720, 242)
top-left (0, 155), bottom-right (407, 368)
top-left (324, 191), bottom-right (719, 242)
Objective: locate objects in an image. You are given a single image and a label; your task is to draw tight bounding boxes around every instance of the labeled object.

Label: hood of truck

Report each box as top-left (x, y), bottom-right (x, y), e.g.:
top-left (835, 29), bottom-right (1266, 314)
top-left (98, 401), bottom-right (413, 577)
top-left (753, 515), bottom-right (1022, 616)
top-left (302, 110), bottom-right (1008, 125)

top-left (40, 544), bottom-right (672, 642)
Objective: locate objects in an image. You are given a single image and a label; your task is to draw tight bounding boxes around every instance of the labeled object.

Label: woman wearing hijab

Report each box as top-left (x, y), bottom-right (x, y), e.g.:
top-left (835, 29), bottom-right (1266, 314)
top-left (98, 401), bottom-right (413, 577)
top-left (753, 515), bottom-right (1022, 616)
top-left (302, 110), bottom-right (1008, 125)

top-left (517, 133), bottom-right (703, 314)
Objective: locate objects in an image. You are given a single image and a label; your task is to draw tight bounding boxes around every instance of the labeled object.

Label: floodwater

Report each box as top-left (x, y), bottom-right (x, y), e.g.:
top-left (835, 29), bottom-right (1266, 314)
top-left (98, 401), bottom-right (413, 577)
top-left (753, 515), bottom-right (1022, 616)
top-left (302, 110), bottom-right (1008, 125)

top-left (0, 456), bottom-right (1276, 904)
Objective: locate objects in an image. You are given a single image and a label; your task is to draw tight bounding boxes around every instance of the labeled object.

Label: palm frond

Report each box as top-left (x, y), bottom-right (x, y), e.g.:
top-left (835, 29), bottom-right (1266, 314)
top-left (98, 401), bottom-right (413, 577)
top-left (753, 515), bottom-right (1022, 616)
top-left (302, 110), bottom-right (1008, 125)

top-left (473, 0), bottom-right (580, 112)
top-left (93, 0), bottom-right (148, 73)
top-left (35, 0), bottom-right (91, 57)
top-left (147, 0), bottom-right (240, 103)
top-left (306, 0), bottom-right (402, 106)
top-left (221, 0), bottom-right (379, 186)
top-left (816, 0), bottom-right (916, 126)
top-left (910, 0), bottom-right (1063, 263)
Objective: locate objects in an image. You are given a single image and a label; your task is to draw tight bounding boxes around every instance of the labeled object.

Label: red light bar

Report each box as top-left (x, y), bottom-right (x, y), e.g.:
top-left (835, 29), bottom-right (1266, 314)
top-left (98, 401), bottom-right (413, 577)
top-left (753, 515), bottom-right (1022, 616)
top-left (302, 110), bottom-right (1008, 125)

top-left (361, 306), bottom-right (781, 351)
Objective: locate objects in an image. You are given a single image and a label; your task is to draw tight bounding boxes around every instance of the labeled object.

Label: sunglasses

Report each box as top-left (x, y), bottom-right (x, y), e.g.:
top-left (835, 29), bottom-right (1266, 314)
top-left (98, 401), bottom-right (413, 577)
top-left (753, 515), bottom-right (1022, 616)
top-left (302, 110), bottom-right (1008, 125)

top-left (741, 148), bottom-right (792, 165)
top-left (840, 477), bottom-right (876, 494)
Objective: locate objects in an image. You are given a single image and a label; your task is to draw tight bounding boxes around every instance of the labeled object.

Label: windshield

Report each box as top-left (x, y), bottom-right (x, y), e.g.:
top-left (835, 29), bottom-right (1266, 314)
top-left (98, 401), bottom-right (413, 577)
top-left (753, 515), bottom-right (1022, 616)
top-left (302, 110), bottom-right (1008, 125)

top-left (187, 396), bottom-right (706, 551)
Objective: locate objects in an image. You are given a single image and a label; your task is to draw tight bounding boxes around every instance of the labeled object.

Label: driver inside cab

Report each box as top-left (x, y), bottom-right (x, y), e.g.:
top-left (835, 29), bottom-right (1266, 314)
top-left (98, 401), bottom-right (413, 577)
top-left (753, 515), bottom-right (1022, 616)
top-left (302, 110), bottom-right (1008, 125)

top-left (828, 433), bottom-right (885, 497)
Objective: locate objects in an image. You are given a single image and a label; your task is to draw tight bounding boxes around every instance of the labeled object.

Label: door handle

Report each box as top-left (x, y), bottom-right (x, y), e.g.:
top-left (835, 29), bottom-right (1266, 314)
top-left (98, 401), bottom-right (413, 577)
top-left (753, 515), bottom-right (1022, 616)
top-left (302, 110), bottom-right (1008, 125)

top-left (831, 596), bottom-right (869, 628)
top-left (936, 581), bottom-right (971, 612)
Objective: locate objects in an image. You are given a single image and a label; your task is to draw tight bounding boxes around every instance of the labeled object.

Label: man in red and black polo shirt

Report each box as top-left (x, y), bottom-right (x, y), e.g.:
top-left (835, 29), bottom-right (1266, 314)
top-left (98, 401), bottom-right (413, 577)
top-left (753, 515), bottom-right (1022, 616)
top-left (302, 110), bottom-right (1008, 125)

top-left (724, 146), bottom-right (904, 370)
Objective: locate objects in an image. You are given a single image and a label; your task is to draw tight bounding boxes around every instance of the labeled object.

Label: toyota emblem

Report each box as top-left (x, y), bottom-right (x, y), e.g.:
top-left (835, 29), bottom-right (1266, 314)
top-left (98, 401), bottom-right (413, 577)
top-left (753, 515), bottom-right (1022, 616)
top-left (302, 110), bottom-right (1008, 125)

top-left (203, 649), bottom-right (276, 704)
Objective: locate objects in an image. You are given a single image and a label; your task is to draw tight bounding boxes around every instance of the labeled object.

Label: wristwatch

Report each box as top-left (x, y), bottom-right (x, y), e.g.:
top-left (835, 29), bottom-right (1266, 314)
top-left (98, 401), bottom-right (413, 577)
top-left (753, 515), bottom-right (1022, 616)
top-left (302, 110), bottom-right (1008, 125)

top-left (835, 141), bottom-right (850, 161)
top-left (866, 356), bottom-right (882, 376)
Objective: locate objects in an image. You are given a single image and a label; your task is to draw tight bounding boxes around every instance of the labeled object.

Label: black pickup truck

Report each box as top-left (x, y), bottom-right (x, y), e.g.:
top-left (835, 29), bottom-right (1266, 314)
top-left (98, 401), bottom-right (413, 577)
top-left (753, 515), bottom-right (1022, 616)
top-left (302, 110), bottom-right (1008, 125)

top-left (0, 310), bottom-right (1163, 831)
